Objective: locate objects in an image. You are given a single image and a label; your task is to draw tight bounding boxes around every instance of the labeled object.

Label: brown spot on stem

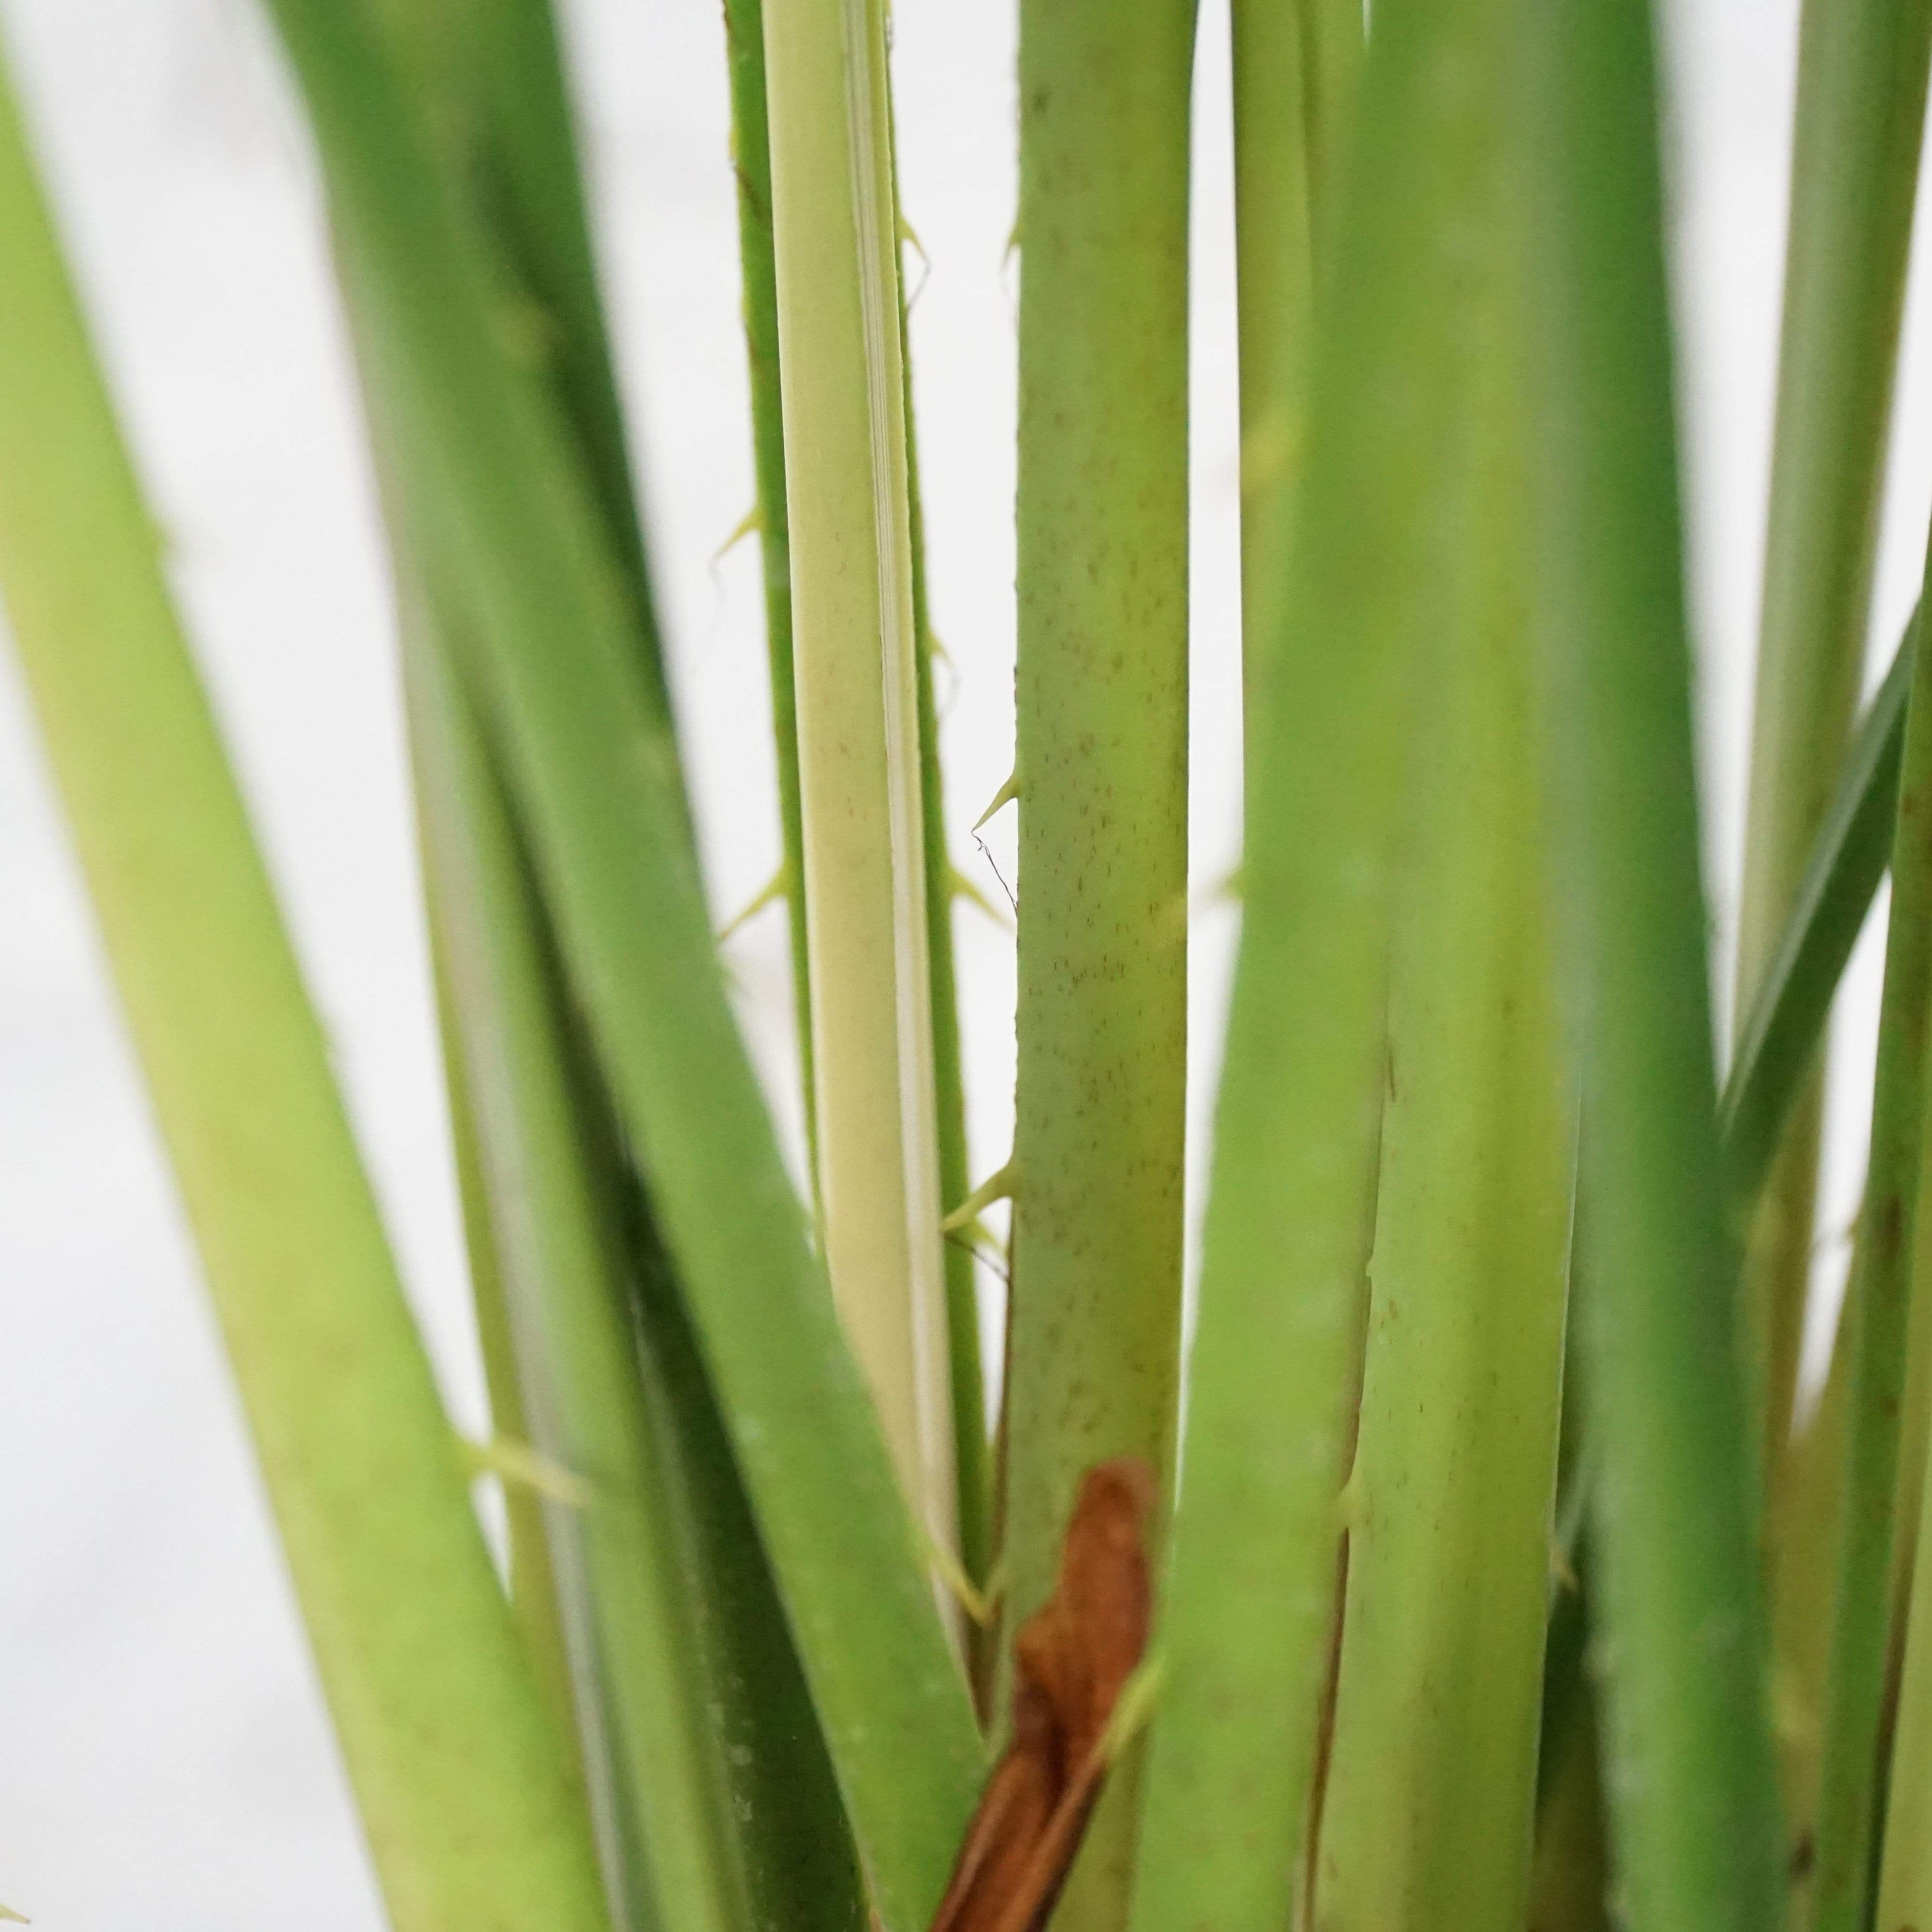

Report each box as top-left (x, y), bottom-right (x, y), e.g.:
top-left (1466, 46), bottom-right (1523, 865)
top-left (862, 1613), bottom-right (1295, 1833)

top-left (929, 1459), bottom-right (1157, 1932)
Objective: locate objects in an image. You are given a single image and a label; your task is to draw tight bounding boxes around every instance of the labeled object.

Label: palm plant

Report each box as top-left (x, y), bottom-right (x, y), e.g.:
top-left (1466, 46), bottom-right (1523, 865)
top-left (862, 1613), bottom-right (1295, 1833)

top-left (5, 0), bottom-right (1932, 1930)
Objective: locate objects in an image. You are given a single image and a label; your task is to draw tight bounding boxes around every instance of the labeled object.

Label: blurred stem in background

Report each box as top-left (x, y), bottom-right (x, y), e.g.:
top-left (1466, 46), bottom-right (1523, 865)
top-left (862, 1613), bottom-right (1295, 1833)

top-left (1811, 512), bottom-right (1932, 1932)
top-left (1228, 0), bottom-right (1360, 734)
top-left (1519, 0), bottom-right (1785, 1927)
top-left (1734, 0), bottom-right (1932, 1573)
top-left (0, 38), bottom-right (614, 1932)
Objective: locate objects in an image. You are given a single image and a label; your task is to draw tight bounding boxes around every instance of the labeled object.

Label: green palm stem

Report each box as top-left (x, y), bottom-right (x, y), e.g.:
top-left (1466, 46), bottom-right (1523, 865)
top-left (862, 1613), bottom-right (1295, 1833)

top-left (362, 3), bottom-right (697, 1768)
top-left (905, 398), bottom-right (992, 1599)
top-left (256, 5), bottom-right (984, 1922)
top-left (405, 624), bottom-right (746, 1932)
top-left (761, 0), bottom-right (960, 1571)
top-left (1229, 0), bottom-right (1361, 726)
top-left (1313, 291), bottom-right (1571, 1932)
top-left (429, 905), bottom-right (581, 1767)
top-left (1721, 618), bottom-right (1916, 1209)
top-left (1128, 2), bottom-right (1512, 1924)
top-left (1517, 0), bottom-right (1785, 1925)
top-left (367, 0), bottom-right (671, 717)
top-left (407, 610), bottom-right (863, 1932)
top-left (0, 45), bottom-right (610, 1932)
top-left (348, 10), bottom-right (783, 1918)
top-left (1733, 0), bottom-right (1932, 1521)
top-left (1809, 516), bottom-right (1932, 1932)
top-left (1537, 613), bottom-right (1917, 1893)
top-left (1005, 0), bottom-right (1196, 1919)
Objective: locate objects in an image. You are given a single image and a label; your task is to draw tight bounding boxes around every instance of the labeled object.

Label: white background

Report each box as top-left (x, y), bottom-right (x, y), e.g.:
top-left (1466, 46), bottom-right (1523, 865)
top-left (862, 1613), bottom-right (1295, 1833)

top-left (0, 0), bottom-right (1925, 1922)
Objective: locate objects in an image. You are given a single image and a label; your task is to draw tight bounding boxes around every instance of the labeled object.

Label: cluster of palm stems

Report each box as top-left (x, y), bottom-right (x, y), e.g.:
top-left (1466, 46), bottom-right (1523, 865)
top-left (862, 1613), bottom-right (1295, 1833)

top-left (3, 1), bottom-right (1932, 1930)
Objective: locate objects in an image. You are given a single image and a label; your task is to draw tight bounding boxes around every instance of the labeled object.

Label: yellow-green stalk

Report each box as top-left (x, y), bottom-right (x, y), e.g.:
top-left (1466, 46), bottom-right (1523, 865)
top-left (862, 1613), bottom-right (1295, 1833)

top-left (1313, 337), bottom-right (1571, 1931)
top-left (761, 0), bottom-right (959, 1579)
top-left (1230, 0), bottom-right (1361, 715)
top-left (0, 44), bottom-right (609, 1932)
top-left (1128, 0), bottom-right (1509, 1923)
top-left (1006, 0), bottom-right (1194, 1920)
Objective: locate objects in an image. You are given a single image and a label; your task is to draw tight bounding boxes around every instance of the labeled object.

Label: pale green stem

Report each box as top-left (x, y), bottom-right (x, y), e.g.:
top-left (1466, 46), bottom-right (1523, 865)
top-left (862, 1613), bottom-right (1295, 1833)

top-left (1314, 333), bottom-right (1571, 1932)
top-left (1735, 0), bottom-right (1932, 1510)
top-left (0, 46), bottom-right (609, 1932)
top-left (1129, 2), bottom-right (1507, 1924)
top-left (1007, 2), bottom-right (1195, 1921)
top-left (761, 0), bottom-right (959, 1575)
top-left (1229, 0), bottom-right (1361, 721)
top-left (1230, 0), bottom-right (1312, 720)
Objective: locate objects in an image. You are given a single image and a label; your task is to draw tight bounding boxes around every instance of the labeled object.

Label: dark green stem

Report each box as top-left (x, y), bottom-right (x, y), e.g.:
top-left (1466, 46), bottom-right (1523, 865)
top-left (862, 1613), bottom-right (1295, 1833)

top-left (1518, 0), bottom-right (1785, 1925)
top-left (1811, 519), bottom-right (1932, 1932)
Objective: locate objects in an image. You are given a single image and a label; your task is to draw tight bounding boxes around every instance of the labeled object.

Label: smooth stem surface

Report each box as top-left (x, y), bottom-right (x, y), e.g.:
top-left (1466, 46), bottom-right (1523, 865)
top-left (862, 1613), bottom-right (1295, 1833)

top-left (0, 48), bottom-right (609, 1932)
top-left (1229, 0), bottom-right (1310, 720)
top-left (762, 0), bottom-right (958, 1567)
top-left (1130, 1), bottom-right (1506, 1922)
top-left (1315, 307), bottom-right (1571, 1932)
top-left (1735, 0), bottom-right (1932, 1489)
top-left (258, 9), bottom-right (984, 1921)
top-left (1811, 521), bottom-right (1932, 1932)
top-left (722, 0), bottom-right (817, 1188)
top-left (1008, 0), bottom-right (1194, 1918)
top-left (371, 0), bottom-right (670, 714)
top-left (1229, 0), bottom-right (1361, 721)
top-left (1519, 2), bottom-right (1784, 1927)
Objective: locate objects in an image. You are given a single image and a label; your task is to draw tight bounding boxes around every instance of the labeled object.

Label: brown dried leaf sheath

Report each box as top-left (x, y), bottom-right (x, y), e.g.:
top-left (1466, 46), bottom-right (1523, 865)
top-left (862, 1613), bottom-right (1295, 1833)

top-left (929, 1458), bottom-right (1157, 1932)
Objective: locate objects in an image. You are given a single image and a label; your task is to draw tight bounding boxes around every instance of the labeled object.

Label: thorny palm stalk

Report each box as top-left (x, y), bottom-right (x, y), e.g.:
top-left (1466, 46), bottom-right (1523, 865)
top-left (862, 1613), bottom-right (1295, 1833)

top-left (1131, 2), bottom-right (1518, 1925)
top-left (761, 0), bottom-right (959, 1580)
top-left (13, 4), bottom-right (1932, 1931)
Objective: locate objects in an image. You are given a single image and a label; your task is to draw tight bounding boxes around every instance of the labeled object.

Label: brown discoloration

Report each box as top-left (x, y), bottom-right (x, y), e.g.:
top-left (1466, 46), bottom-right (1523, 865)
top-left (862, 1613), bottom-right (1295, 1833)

top-left (929, 1459), bottom-right (1156, 1932)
